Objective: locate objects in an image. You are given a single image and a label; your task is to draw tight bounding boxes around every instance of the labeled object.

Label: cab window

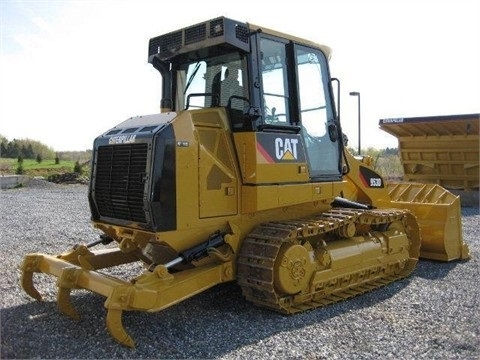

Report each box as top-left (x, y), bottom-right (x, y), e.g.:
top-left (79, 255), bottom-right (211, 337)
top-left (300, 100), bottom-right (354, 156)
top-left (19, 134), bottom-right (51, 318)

top-left (175, 54), bottom-right (248, 111)
top-left (259, 38), bottom-right (290, 125)
top-left (296, 45), bottom-right (339, 177)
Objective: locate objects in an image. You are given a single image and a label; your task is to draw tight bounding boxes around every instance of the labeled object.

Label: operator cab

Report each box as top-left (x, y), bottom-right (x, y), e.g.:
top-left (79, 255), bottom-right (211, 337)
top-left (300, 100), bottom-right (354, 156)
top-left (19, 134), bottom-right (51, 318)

top-left (148, 17), bottom-right (343, 181)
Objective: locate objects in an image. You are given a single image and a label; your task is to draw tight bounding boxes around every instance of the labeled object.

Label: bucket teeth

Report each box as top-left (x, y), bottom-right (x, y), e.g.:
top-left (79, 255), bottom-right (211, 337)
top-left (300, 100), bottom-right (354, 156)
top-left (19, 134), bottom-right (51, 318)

top-left (106, 309), bottom-right (135, 348)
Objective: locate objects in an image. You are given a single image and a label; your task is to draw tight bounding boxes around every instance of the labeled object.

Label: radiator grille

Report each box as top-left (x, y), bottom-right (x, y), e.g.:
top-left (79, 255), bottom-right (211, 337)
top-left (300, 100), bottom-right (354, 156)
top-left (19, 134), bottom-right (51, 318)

top-left (94, 143), bottom-right (148, 224)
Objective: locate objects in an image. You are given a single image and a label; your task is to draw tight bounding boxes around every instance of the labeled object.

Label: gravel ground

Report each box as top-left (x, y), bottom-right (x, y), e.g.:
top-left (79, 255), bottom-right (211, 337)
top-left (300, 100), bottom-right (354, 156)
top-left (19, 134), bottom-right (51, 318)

top-left (1, 180), bottom-right (479, 359)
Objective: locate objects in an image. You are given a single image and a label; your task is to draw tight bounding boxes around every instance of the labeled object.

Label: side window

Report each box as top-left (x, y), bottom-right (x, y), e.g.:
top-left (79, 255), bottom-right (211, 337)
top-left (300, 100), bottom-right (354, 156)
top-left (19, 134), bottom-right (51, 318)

top-left (296, 47), bottom-right (339, 176)
top-left (260, 38), bottom-right (289, 125)
top-left (177, 61), bottom-right (207, 110)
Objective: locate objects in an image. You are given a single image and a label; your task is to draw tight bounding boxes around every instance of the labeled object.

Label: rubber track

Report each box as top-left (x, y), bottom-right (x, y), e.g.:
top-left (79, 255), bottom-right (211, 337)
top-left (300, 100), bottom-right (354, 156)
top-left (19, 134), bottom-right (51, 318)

top-left (236, 208), bottom-right (419, 314)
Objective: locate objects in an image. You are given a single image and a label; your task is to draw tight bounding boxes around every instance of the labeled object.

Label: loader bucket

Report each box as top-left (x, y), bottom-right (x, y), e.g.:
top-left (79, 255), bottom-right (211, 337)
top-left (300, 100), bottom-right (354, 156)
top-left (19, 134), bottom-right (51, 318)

top-left (342, 149), bottom-right (470, 262)
top-left (386, 182), bottom-right (470, 261)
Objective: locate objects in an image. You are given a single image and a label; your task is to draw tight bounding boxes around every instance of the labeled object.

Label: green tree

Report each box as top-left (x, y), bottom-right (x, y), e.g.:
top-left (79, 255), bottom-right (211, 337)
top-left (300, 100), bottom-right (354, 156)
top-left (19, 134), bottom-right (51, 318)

top-left (55, 153), bottom-right (60, 164)
top-left (36, 153), bottom-right (43, 163)
top-left (73, 161), bottom-right (82, 174)
top-left (7, 141), bottom-right (20, 158)
top-left (0, 141), bottom-right (7, 157)
top-left (17, 155), bottom-right (24, 163)
top-left (24, 144), bottom-right (35, 158)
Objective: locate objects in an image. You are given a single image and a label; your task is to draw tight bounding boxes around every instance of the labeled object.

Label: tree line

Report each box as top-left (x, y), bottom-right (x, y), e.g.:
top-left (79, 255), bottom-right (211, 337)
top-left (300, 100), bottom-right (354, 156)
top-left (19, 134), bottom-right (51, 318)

top-left (0, 135), bottom-right (91, 162)
top-left (1, 135), bottom-right (56, 159)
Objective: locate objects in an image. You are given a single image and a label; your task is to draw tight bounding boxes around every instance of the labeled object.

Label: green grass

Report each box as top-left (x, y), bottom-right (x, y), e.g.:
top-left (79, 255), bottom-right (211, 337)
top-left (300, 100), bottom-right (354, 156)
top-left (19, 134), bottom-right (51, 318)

top-left (0, 158), bottom-right (89, 177)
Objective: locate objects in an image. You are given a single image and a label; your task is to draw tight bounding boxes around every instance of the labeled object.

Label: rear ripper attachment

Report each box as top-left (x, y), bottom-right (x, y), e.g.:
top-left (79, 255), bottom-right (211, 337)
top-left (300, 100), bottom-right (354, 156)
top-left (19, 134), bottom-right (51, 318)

top-left (21, 232), bottom-right (231, 348)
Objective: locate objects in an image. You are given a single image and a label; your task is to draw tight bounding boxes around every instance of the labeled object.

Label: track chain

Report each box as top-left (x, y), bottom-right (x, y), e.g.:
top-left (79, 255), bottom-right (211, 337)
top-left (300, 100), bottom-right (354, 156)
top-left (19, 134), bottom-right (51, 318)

top-left (236, 208), bottom-right (419, 314)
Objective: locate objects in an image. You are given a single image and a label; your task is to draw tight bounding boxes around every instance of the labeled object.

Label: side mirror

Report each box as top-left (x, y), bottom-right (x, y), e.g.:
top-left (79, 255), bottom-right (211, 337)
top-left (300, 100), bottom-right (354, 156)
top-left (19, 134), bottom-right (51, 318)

top-left (328, 123), bottom-right (338, 142)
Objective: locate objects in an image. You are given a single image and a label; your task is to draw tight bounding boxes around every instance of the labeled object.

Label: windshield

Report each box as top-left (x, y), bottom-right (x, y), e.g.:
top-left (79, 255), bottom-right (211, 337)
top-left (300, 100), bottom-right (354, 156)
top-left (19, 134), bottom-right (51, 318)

top-left (175, 52), bottom-right (249, 111)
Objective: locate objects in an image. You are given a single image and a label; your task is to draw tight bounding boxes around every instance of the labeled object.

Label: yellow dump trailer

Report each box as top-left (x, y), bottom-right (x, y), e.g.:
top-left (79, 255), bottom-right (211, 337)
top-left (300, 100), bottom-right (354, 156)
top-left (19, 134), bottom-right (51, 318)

top-left (379, 114), bottom-right (479, 205)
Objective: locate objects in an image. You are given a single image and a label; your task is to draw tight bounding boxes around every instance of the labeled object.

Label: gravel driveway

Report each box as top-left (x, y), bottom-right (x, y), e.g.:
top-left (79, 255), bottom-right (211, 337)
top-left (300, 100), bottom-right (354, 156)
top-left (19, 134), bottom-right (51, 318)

top-left (1, 181), bottom-right (479, 359)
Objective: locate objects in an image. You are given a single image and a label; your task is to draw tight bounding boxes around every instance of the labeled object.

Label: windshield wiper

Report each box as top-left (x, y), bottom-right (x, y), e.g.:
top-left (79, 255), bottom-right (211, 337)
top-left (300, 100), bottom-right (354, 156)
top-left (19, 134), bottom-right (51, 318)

top-left (184, 62), bottom-right (202, 95)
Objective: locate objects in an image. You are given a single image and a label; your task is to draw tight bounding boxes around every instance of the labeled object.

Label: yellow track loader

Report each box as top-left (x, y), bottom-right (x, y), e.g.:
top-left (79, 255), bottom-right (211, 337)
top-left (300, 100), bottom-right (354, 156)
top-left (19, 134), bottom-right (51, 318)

top-left (21, 17), bottom-right (470, 347)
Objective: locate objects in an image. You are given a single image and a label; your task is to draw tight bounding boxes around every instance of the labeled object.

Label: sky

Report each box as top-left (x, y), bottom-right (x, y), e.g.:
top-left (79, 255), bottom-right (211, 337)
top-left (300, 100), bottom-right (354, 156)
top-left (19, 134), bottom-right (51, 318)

top-left (1, 0), bottom-right (479, 151)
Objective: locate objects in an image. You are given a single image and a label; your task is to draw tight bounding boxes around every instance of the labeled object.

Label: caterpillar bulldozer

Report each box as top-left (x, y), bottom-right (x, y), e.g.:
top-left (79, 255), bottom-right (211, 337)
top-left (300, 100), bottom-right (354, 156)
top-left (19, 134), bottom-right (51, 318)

top-left (21, 17), bottom-right (470, 347)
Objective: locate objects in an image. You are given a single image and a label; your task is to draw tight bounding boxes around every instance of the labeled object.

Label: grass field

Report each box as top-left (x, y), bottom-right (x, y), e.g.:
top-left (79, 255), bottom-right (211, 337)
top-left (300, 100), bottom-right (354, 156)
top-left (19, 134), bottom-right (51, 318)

top-left (0, 158), bottom-right (89, 177)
